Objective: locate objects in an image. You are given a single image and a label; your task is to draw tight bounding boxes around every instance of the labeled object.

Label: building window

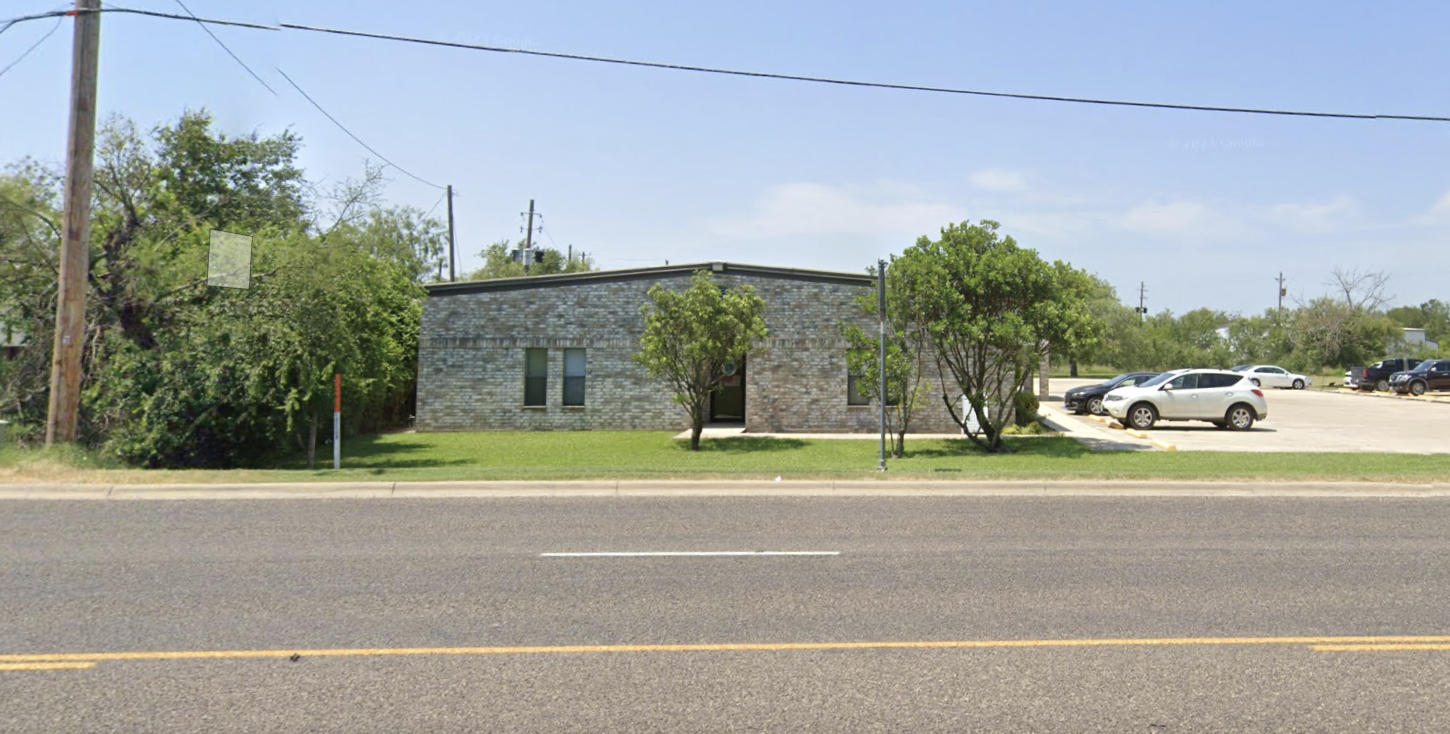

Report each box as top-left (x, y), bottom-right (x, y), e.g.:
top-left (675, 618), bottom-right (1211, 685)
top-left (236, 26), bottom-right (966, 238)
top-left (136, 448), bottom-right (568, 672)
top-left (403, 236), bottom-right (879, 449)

top-left (848, 372), bottom-right (898, 406)
top-left (563, 348), bottom-right (586, 406)
top-left (524, 348), bottom-right (547, 407)
top-left (847, 373), bottom-right (872, 406)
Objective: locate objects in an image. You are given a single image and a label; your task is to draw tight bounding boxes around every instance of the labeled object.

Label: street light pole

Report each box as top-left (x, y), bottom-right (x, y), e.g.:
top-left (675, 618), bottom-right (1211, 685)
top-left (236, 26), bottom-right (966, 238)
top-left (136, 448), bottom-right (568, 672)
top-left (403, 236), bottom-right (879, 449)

top-left (878, 259), bottom-right (887, 472)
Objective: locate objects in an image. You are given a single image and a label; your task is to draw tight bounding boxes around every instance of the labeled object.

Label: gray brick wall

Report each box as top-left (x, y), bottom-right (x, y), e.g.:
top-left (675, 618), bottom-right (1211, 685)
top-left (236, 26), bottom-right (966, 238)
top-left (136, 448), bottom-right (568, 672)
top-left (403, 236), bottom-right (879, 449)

top-left (417, 266), bottom-right (976, 433)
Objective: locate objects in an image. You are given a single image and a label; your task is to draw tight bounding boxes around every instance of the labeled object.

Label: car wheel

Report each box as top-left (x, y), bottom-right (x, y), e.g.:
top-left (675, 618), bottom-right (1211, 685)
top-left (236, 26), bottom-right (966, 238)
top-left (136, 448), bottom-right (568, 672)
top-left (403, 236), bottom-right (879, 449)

top-left (1376, 379), bottom-right (1390, 392)
top-left (1127, 403), bottom-right (1157, 430)
top-left (1292, 379), bottom-right (1305, 390)
top-left (1225, 404), bottom-right (1256, 431)
top-left (1087, 396), bottom-right (1105, 415)
top-left (1251, 378), bottom-right (1261, 387)
top-left (1410, 381), bottom-right (1427, 396)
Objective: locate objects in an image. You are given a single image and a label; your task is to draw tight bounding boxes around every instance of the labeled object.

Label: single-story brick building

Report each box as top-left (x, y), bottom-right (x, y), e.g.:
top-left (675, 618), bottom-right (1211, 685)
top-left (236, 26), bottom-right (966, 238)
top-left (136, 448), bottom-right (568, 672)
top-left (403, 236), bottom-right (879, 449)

top-left (416, 262), bottom-right (975, 433)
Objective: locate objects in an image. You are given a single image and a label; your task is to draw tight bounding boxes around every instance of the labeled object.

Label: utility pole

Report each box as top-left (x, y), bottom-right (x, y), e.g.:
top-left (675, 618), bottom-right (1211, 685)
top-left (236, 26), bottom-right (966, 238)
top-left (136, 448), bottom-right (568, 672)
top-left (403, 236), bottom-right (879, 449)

top-left (46, 0), bottom-right (102, 446)
top-left (522, 199), bottom-right (536, 274)
top-left (446, 185), bottom-right (456, 282)
top-left (1276, 272), bottom-right (1287, 311)
top-left (1138, 282), bottom-right (1148, 323)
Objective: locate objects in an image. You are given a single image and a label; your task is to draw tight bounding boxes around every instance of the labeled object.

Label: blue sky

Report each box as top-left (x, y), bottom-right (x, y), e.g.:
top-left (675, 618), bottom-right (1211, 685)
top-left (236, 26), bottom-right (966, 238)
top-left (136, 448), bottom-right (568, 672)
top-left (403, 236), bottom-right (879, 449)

top-left (2, 0), bottom-right (1447, 315)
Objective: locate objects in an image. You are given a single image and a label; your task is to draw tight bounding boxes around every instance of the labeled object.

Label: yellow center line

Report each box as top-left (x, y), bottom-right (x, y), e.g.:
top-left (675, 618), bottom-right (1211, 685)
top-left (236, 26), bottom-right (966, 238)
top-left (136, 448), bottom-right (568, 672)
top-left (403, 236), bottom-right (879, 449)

top-left (0, 662), bottom-right (97, 672)
top-left (6, 635), bottom-right (1450, 664)
top-left (1312, 644), bottom-right (1450, 652)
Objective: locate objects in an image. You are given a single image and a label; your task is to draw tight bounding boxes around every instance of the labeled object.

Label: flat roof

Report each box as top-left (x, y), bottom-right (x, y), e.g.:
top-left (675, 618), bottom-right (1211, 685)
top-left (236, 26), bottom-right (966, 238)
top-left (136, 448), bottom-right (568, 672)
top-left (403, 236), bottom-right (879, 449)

top-left (425, 261), bottom-right (875, 296)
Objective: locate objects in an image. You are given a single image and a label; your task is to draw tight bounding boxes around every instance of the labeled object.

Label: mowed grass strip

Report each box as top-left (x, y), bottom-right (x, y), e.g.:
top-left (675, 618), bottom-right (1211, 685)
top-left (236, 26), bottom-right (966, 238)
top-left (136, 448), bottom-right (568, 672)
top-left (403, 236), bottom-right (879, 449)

top-left (3, 431), bottom-right (1448, 484)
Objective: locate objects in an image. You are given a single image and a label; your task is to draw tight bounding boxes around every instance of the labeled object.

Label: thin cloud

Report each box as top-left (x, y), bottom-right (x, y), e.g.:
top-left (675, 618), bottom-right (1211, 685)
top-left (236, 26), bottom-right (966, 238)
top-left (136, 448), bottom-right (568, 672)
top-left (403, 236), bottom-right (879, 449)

top-left (704, 182), bottom-right (967, 241)
top-left (969, 168), bottom-right (1026, 192)
top-left (1119, 200), bottom-right (1213, 236)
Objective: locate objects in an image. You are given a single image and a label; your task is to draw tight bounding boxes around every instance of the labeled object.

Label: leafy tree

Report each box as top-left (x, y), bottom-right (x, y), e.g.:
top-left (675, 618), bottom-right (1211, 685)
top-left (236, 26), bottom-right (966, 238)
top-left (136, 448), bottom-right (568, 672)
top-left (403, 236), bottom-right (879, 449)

top-left (1291, 297), bottom-right (1397, 371)
top-left (1059, 274), bottom-right (1132, 375)
top-left (841, 264), bottom-right (931, 458)
top-left (1387, 299), bottom-right (1450, 345)
top-left (893, 220), bottom-right (1098, 453)
top-left (634, 271), bottom-right (768, 451)
top-left (466, 240), bottom-right (595, 280)
top-left (1, 111), bottom-right (433, 465)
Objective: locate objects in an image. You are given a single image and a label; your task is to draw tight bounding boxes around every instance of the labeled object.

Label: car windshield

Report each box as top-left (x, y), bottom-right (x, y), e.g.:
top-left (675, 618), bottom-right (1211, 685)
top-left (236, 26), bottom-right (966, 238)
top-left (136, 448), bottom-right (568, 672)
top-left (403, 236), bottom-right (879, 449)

top-left (1231, 365), bottom-right (1251, 372)
top-left (1107, 373), bottom-right (1136, 385)
top-left (1409, 362), bottom-right (1438, 373)
top-left (1138, 372), bottom-right (1178, 388)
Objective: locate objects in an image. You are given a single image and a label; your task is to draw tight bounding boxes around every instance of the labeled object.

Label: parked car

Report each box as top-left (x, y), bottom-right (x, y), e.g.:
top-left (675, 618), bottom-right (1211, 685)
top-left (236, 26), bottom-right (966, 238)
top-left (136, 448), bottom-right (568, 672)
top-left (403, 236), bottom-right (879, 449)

top-left (1063, 372), bottom-right (1159, 415)
top-left (1389, 359), bottom-right (1450, 396)
top-left (1347, 358), bottom-right (1423, 392)
top-left (1237, 365), bottom-right (1310, 390)
top-left (1104, 368), bottom-right (1268, 431)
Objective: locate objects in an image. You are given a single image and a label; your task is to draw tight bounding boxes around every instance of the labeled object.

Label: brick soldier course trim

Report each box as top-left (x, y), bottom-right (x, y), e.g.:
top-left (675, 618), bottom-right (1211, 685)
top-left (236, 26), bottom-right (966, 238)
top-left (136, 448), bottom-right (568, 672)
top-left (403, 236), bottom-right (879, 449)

top-left (416, 262), bottom-right (983, 434)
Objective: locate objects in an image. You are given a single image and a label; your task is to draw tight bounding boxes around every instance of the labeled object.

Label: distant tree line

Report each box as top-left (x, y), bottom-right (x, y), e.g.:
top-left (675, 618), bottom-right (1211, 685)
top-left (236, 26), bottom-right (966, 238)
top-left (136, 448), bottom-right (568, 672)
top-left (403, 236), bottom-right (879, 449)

top-left (1061, 269), bottom-right (1448, 375)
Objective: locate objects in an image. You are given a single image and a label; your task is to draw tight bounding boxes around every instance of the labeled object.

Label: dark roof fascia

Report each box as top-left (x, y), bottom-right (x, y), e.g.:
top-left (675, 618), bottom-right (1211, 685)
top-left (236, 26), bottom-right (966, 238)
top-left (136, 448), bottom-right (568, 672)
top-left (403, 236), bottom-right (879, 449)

top-left (424, 262), bottom-right (875, 296)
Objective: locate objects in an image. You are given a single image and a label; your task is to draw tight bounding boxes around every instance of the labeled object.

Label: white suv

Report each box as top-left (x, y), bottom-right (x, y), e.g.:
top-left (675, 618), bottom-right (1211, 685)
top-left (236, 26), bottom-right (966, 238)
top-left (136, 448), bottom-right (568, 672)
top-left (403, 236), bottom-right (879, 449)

top-left (1104, 368), bottom-right (1268, 431)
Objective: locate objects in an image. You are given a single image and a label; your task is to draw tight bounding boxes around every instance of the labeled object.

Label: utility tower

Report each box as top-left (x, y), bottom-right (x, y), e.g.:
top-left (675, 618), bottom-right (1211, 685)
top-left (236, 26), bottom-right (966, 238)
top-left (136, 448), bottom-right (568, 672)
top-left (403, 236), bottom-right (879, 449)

top-left (1276, 272), bottom-right (1287, 311)
top-left (1137, 282), bottom-right (1148, 322)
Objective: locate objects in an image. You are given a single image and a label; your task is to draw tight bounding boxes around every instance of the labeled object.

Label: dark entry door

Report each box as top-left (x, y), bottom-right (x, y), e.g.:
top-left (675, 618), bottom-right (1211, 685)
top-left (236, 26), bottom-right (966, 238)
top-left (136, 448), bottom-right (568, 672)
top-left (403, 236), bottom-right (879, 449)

top-left (710, 357), bottom-right (746, 422)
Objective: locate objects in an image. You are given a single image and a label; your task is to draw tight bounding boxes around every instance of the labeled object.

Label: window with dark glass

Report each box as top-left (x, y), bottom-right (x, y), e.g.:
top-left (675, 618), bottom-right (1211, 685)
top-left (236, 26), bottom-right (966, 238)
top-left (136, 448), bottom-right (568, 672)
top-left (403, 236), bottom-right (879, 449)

top-left (847, 373), bottom-right (872, 406)
top-left (563, 348), bottom-right (586, 406)
top-left (848, 372), bottom-right (898, 406)
top-left (1167, 373), bottom-right (1200, 390)
top-left (524, 348), bottom-right (547, 406)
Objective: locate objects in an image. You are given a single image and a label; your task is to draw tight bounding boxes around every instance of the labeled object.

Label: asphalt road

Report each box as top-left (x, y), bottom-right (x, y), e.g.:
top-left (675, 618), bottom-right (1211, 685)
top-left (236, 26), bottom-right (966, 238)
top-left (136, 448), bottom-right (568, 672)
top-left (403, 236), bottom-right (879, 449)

top-left (3, 496), bottom-right (1450, 732)
top-left (1051, 378), bottom-right (1450, 452)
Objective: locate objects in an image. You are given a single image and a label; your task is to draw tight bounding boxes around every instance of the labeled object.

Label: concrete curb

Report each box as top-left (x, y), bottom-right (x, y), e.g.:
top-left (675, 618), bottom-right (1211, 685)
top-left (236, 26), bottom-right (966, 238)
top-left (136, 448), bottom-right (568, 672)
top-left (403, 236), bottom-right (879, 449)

top-left (1333, 388), bottom-right (1450, 404)
top-left (3, 479), bottom-right (1450, 500)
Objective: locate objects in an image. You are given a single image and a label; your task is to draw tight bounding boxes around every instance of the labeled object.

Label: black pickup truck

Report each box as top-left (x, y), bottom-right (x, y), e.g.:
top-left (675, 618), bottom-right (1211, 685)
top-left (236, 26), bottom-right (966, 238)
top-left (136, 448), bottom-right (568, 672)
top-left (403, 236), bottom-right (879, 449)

top-left (1346, 358), bottom-right (1421, 392)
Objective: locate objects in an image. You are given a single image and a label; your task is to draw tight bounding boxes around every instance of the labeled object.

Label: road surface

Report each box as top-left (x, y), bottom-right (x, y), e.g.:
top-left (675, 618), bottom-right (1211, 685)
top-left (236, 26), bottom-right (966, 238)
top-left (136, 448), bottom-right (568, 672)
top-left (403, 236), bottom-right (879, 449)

top-left (3, 496), bottom-right (1449, 732)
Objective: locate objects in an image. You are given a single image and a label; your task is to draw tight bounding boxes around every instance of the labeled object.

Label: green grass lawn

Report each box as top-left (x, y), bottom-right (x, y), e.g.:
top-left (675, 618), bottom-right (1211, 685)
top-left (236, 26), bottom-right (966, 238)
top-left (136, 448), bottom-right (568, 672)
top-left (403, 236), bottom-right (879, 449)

top-left (3, 431), bottom-right (1447, 484)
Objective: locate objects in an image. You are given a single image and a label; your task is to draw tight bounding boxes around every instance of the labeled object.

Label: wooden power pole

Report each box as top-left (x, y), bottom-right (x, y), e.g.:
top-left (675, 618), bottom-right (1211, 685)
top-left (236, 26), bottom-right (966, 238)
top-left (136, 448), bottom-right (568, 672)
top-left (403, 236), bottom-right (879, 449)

top-left (446, 184), bottom-right (456, 282)
top-left (46, 0), bottom-right (102, 446)
top-left (522, 199), bottom-right (535, 274)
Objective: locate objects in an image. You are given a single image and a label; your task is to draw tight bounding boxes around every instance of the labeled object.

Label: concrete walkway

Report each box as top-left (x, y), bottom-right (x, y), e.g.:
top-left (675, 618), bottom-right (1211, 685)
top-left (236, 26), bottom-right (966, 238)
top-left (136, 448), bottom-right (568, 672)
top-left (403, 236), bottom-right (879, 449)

top-left (3, 478), bottom-right (1449, 500)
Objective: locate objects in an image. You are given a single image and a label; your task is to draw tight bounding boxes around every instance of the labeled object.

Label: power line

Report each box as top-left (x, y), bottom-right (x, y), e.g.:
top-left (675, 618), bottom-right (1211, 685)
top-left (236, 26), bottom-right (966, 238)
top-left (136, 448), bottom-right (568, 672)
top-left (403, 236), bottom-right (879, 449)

top-left (171, 0), bottom-right (275, 95)
top-left (0, 16), bottom-right (62, 81)
top-left (1, 6), bottom-right (280, 32)
top-left (6, 6), bottom-right (1447, 123)
top-left (278, 22), bottom-right (1450, 124)
top-left (274, 67), bottom-right (446, 190)
top-left (422, 190), bottom-right (446, 219)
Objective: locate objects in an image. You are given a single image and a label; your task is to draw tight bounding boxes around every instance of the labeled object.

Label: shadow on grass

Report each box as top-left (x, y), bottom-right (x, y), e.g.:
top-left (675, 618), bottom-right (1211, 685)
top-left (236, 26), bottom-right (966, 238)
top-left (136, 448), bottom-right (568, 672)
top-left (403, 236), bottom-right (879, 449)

top-left (906, 436), bottom-right (1093, 460)
top-left (685, 437), bottom-right (811, 453)
top-left (277, 435), bottom-right (476, 470)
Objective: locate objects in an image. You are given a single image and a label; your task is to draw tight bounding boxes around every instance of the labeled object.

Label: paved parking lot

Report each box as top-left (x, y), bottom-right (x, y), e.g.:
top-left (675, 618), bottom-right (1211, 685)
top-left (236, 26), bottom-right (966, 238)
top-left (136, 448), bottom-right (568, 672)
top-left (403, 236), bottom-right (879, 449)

top-left (1047, 378), bottom-right (1450, 453)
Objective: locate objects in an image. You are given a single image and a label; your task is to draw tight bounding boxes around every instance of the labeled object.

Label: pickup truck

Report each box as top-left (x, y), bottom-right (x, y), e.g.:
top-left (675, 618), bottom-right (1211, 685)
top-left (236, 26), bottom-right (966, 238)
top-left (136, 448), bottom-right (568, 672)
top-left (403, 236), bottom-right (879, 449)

top-left (1346, 358), bottom-right (1422, 392)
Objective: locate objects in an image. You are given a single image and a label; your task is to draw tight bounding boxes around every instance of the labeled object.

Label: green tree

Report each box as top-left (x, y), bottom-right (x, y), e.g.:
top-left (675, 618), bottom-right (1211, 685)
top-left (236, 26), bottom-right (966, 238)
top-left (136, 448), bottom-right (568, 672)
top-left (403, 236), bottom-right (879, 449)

top-left (634, 271), bottom-right (768, 451)
top-left (466, 240), bottom-right (595, 280)
top-left (2, 111), bottom-right (430, 464)
top-left (1061, 274), bottom-right (1134, 375)
top-left (1292, 297), bottom-right (1397, 371)
top-left (841, 264), bottom-right (931, 458)
top-left (893, 220), bottom-right (1098, 453)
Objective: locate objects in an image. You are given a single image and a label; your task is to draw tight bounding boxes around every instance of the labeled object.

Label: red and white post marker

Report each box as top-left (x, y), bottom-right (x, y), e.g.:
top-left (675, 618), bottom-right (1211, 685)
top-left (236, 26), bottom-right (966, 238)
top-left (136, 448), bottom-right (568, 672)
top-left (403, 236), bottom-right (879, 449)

top-left (333, 373), bottom-right (342, 470)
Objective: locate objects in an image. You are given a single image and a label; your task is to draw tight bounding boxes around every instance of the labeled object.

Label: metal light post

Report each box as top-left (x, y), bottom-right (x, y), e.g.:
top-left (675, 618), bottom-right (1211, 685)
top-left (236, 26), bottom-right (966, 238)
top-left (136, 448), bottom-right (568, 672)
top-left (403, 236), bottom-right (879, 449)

top-left (878, 259), bottom-right (887, 472)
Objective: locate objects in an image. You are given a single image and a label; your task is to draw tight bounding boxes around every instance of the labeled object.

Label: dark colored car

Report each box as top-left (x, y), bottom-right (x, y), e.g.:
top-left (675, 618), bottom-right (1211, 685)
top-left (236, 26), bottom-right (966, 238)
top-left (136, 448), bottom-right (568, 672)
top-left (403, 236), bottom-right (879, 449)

top-left (1063, 372), bottom-right (1158, 415)
top-left (1348, 358), bottom-right (1422, 392)
top-left (1389, 359), bottom-right (1450, 396)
